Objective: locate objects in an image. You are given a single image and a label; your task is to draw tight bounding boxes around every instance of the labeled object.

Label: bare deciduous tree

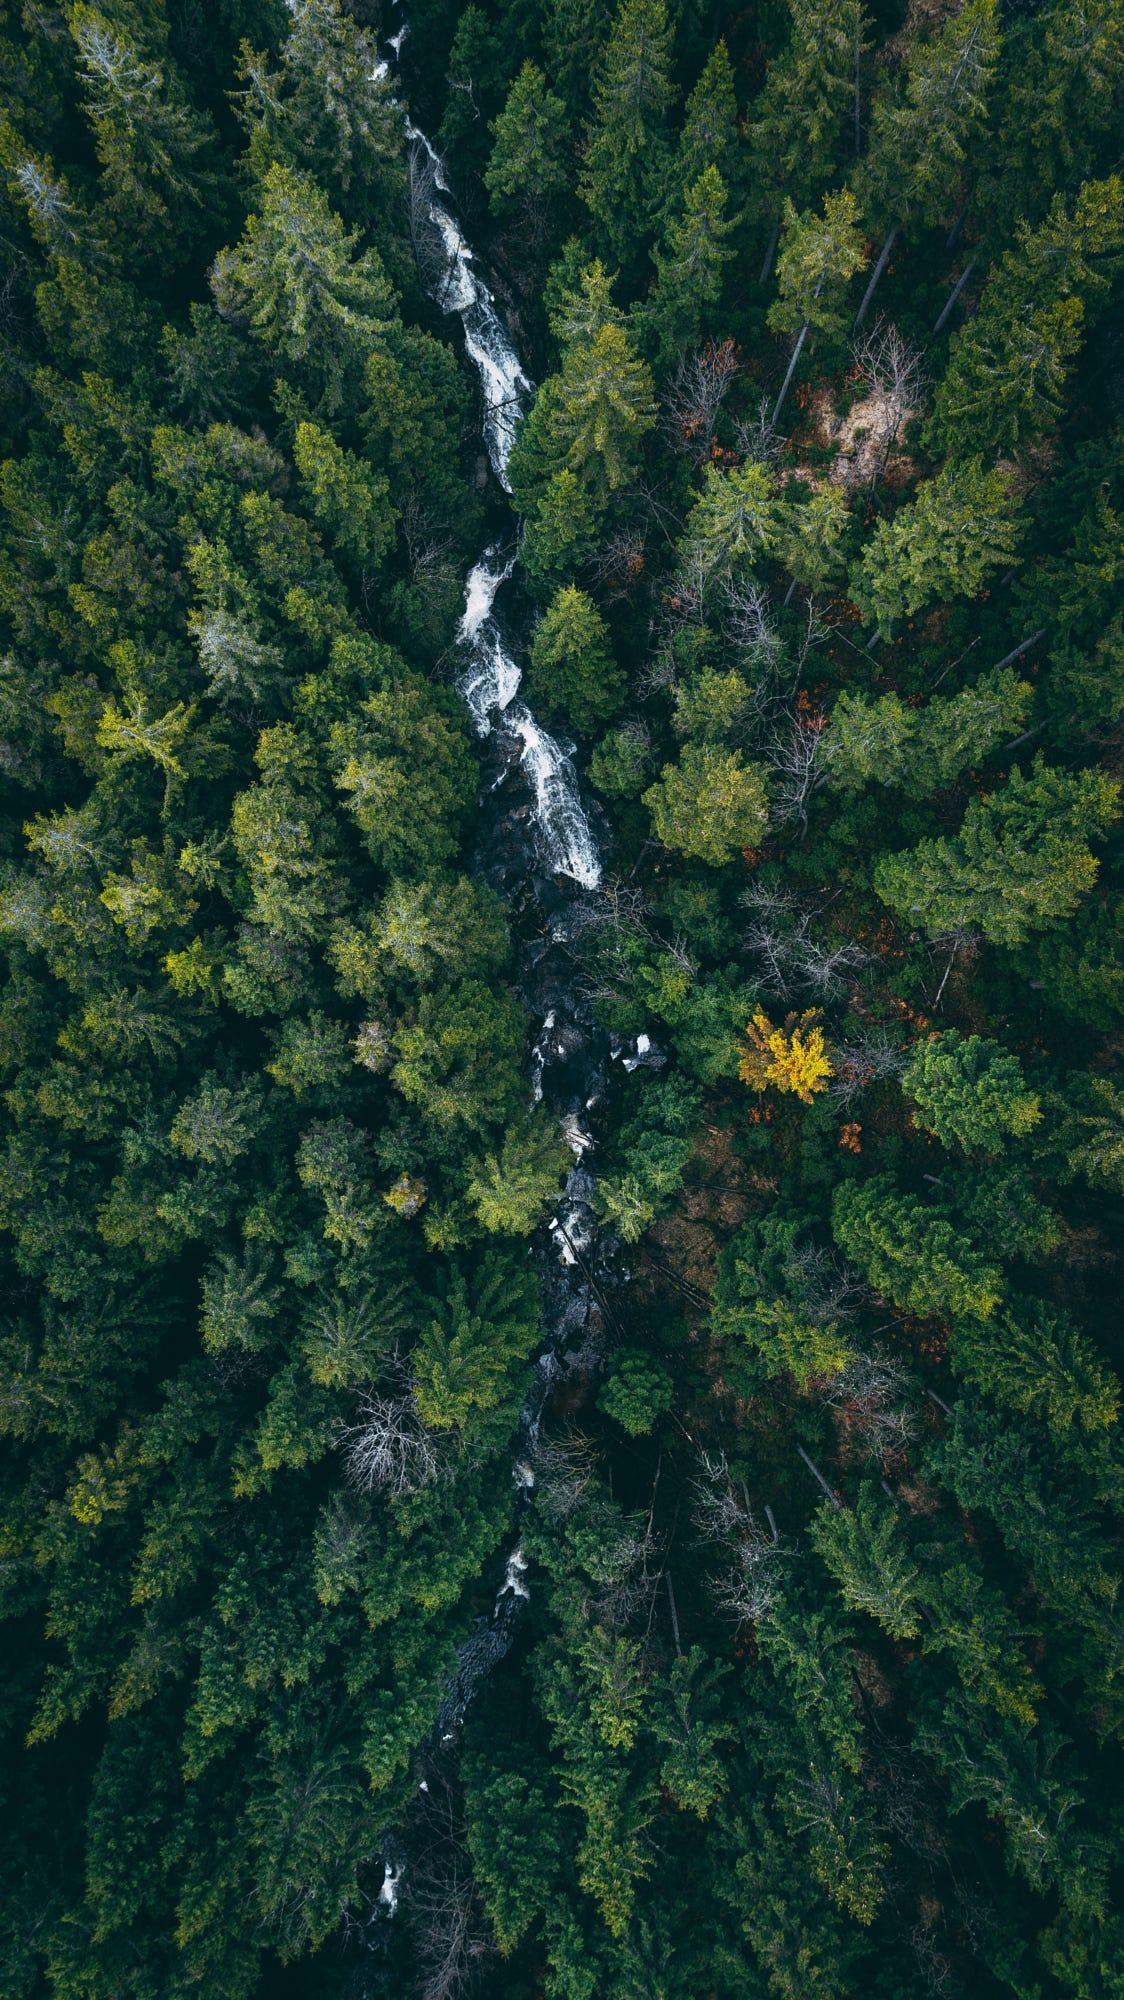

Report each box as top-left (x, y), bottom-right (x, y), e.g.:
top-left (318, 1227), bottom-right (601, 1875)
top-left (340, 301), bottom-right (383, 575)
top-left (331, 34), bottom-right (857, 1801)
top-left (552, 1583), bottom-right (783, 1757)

top-left (741, 884), bottom-right (869, 1000)
top-left (407, 139), bottom-right (448, 295)
top-left (785, 1241), bottom-right (865, 1328)
top-left (339, 1383), bottom-right (441, 1498)
top-left (850, 317), bottom-right (928, 483)
top-left (532, 1428), bottom-right (601, 1520)
top-left (405, 1774), bottom-right (494, 2000)
top-left (829, 1025), bottom-right (909, 1105)
top-left (590, 529), bottom-right (648, 600)
top-left (693, 1450), bottom-right (789, 1626)
top-left (765, 712), bottom-right (828, 831)
top-left (661, 339), bottom-right (740, 463)
top-left (822, 1348), bottom-right (920, 1468)
top-left (733, 395), bottom-right (784, 468)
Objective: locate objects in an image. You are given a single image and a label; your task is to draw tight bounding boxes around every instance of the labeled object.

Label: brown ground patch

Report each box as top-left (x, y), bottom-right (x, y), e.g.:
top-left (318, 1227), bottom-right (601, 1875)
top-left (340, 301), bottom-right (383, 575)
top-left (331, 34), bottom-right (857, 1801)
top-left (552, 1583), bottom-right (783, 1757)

top-left (805, 383), bottom-right (920, 492)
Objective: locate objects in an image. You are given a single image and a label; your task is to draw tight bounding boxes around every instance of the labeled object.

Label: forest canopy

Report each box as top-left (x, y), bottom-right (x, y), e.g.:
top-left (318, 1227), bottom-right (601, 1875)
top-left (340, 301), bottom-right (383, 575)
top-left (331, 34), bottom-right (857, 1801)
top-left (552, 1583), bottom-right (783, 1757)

top-left (0, 1), bottom-right (1123, 1997)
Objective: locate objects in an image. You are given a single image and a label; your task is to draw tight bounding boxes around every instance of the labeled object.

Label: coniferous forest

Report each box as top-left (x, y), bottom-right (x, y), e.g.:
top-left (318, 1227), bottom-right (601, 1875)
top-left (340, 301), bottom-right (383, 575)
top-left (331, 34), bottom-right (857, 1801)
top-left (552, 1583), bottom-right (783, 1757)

top-left (1, 0), bottom-right (1124, 1994)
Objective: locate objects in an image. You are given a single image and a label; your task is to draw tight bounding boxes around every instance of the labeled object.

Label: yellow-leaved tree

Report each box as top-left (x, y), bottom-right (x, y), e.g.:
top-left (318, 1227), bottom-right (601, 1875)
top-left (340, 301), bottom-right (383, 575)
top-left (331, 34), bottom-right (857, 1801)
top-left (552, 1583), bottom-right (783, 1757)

top-left (738, 1009), bottom-right (831, 1105)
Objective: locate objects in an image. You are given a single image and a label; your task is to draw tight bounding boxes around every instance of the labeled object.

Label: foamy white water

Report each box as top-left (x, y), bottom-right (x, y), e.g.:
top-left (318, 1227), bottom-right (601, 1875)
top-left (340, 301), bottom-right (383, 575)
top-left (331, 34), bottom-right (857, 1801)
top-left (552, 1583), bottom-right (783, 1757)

top-left (509, 707), bottom-right (602, 888)
top-left (455, 548), bottom-right (521, 731)
top-left (385, 28), bottom-right (602, 888)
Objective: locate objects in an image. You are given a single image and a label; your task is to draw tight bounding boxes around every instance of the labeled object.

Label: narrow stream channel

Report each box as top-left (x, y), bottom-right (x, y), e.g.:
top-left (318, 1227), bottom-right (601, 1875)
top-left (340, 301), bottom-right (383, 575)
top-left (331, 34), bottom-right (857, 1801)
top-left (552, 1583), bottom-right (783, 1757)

top-left (368, 5), bottom-right (663, 1925)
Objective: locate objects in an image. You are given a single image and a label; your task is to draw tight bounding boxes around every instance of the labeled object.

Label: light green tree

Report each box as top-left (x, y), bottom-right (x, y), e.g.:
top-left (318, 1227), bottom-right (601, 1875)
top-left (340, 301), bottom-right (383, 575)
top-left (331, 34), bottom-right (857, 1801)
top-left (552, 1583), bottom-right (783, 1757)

top-left (467, 1114), bottom-right (569, 1235)
top-left (768, 190), bottom-right (867, 421)
top-left (832, 1175), bottom-right (1003, 1321)
top-left (903, 1030), bottom-right (1041, 1153)
top-left (875, 757), bottom-right (1119, 945)
top-left (851, 459), bottom-right (1020, 634)
top-left (292, 421), bottom-right (395, 567)
top-left (645, 744), bottom-right (769, 866)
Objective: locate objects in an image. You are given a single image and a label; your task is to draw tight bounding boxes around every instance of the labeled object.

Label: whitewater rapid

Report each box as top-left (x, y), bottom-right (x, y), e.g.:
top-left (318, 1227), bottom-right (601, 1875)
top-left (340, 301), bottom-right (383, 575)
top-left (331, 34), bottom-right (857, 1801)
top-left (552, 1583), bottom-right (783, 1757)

top-left (392, 44), bottom-right (601, 891)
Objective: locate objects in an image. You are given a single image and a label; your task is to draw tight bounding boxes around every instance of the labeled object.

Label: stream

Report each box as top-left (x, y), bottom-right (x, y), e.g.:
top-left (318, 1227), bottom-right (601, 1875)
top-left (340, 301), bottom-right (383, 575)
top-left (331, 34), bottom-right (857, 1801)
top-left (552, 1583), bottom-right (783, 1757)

top-left (367, 4), bottom-right (662, 1930)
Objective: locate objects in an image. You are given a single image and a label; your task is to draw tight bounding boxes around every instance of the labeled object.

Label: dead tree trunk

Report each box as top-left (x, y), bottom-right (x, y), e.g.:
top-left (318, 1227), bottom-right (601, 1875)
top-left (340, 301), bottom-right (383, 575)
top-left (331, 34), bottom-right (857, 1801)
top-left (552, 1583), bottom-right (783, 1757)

top-left (933, 256), bottom-right (977, 335)
top-left (853, 223), bottom-right (899, 329)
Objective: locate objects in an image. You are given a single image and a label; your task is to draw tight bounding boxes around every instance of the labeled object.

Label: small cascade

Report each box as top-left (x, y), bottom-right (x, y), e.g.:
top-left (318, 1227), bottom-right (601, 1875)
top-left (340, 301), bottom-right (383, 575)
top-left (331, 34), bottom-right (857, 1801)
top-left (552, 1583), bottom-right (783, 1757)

top-left (377, 1859), bottom-right (402, 1917)
top-left (402, 123), bottom-right (531, 483)
top-left (507, 706), bottom-right (603, 890)
top-left (455, 547), bottom-right (521, 732)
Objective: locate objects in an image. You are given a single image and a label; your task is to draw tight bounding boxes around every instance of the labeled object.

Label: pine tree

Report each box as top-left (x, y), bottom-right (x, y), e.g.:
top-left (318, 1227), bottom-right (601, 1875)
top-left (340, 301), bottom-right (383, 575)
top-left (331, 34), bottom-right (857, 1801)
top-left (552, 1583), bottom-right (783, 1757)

top-left (643, 166), bottom-right (735, 370)
top-left (235, 0), bottom-right (406, 241)
top-left (579, 0), bottom-right (676, 274)
top-left (68, 4), bottom-right (224, 259)
top-left (927, 176), bottom-right (1124, 460)
top-left (210, 162), bottom-right (397, 411)
top-left (466, 1113), bottom-right (569, 1234)
top-left (767, 189), bottom-right (867, 420)
top-left (903, 1030), bottom-right (1041, 1153)
top-left (874, 756), bottom-right (1119, 945)
top-left (855, 0), bottom-right (1000, 325)
top-left (851, 458), bottom-right (1020, 634)
top-left (485, 60), bottom-right (572, 249)
top-left (822, 668), bottom-right (1032, 796)
top-left (527, 583), bottom-right (626, 731)
top-left (527, 319), bottom-right (657, 497)
top-left (810, 1483), bottom-right (923, 1638)
top-left (292, 421), bottom-right (396, 568)
top-left (832, 1175), bottom-right (1004, 1321)
top-left (748, 0), bottom-right (867, 278)
top-left (645, 744), bottom-right (769, 867)
top-left (673, 39), bottom-right (742, 207)
top-left (953, 1297), bottom-right (1120, 1436)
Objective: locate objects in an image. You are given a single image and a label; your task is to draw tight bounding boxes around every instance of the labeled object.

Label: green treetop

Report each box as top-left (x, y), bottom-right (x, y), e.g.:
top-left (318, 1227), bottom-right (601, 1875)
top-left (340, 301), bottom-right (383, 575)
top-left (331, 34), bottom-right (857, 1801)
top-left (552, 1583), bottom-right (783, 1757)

top-left (903, 1030), bottom-right (1041, 1154)
top-left (851, 458), bottom-right (1020, 634)
top-left (510, 314), bottom-right (656, 521)
top-left (673, 40), bottom-right (742, 207)
top-left (953, 1295), bottom-right (1120, 1437)
top-left (485, 59), bottom-right (572, 251)
top-left (235, 0), bottom-right (406, 242)
top-left (578, 0), bottom-right (676, 273)
top-left (292, 421), bottom-right (395, 570)
top-left (747, 0), bottom-right (868, 258)
top-left (832, 1175), bottom-right (1004, 1321)
top-left (874, 756), bottom-right (1119, 945)
top-left (768, 190), bottom-right (867, 344)
top-left (68, 3), bottom-right (222, 259)
top-left (822, 667), bottom-right (1032, 797)
top-left (644, 165), bottom-right (736, 370)
top-left (527, 584), bottom-right (626, 733)
top-left (854, 0), bottom-right (999, 324)
top-left (927, 176), bottom-right (1124, 461)
top-left (767, 189), bottom-right (867, 420)
top-left (863, 0), bottom-right (999, 234)
top-left (645, 743), bottom-right (769, 866)
top-left (210, 162), bottom-right (397, 412)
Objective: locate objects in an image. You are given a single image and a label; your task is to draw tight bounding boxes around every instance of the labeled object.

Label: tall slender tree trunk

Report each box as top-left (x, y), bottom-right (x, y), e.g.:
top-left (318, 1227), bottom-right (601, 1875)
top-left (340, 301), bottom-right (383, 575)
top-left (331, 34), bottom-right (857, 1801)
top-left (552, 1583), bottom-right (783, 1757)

top-left (946, 202), bottom-right (968, 248)
top-left (772, 318), bottom-right (809, 424)
top-left (853, 222), bottom-right (898, 328)
top-left (797, 1444), bottom-right (841, 1509)
top-left (759, 217), bottom-right (780, 285)
top-left (992, 628), bottom-right (1046, 673)
top-left (933, 255), bottom-right (977, 334)
top-left (664, 1570), bottom-right (683, 1655)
